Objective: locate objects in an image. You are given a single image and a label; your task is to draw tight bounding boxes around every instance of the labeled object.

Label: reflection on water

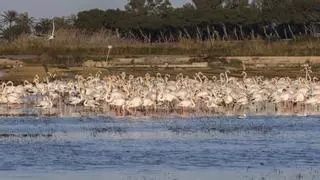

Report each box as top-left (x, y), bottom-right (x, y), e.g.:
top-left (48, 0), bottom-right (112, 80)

top-left (0, 116), bottom-right (319, 180)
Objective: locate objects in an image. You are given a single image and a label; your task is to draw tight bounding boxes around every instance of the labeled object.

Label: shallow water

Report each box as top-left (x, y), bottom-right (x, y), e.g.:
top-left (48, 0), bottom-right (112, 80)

top-left (0, 116), bottom-right (320, 180)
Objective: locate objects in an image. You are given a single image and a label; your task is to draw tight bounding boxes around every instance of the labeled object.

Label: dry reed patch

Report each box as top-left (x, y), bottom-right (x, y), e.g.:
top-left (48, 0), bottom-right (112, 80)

top-left (2, 29), bottom-right (320, 56)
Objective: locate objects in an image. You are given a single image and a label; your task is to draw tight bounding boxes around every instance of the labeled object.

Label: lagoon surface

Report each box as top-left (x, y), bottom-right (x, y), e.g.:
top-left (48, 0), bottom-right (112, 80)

top-left (0, 116), bottom-right (320, 180)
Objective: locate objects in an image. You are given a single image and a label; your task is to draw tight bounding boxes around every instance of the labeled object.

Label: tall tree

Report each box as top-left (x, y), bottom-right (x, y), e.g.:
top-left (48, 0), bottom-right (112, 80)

top-left (1, 10), bottom-right (18, 28)
top-left (182, 2), bottom-right (195, 9)
top-left (262, 0), bottom-right (291, 9)
top-left (192, 0), bottom-right (222, 9)
top-left (251, 0), bottom-right (264, 9)
top-left (0, 24), bottom-right (3, 37)
top-left (53, 16), bottom-right (74, 29)
top-left (223, 0), bottom-right (249, 9)
top-left (15, 12), bottom-right (34, 33)
top-left (35, 18), bottom-right (52, 35)
top-left (75, 9), bottom-right (106, 30)
top-left (149, 0), bottom-right (172, 14)
top-left (125, 0), bottom-right (172, 14)
top-left (239, 0), bottom-right (249, 7)
top-left (125, 0), bottom-right (147, 13)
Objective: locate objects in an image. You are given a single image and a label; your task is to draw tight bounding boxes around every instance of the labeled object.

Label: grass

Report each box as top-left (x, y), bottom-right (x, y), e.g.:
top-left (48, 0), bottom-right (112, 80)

top-left (1, 29), bottom-right (320, 61)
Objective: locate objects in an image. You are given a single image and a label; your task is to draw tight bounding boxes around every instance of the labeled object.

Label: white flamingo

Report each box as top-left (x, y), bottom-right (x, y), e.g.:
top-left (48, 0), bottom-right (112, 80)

top-left (36, 96), bottom-right (53, 109)
top-left (84, 99), bottom-right (99, 109)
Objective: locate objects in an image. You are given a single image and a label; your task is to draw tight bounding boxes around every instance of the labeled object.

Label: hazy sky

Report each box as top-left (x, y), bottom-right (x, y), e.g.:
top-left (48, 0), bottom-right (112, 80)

top-left (0, 0), bottom-right (191, 18)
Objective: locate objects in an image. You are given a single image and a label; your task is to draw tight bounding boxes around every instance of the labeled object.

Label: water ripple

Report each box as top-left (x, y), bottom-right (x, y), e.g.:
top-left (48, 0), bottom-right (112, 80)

top-left (0, 116), bottom-right (319, 177)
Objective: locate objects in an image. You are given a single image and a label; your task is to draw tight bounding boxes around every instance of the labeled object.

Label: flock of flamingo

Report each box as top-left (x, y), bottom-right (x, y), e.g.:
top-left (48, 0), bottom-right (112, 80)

top-left (0, 65), bottom-right (319, 117)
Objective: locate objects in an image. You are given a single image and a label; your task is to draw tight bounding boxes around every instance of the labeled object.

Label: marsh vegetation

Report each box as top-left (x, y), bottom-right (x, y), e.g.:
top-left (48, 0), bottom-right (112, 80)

top-left (0, 0), bottom-right (320, 59)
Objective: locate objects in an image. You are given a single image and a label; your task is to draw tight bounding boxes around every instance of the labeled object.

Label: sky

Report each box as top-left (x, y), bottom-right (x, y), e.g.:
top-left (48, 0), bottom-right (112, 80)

top-left (0, 0), bottom-right (191, 18)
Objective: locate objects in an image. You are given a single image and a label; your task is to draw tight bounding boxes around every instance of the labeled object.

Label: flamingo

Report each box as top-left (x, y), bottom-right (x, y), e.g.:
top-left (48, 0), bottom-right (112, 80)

top-left (36, 96), bottom-right (53, 109)
top-left (0, 69), bottom-right (318, 117)
top-left (177, 99), bottom-right (195, 115)
top-left (126, 97), bottom-right (143, 115)
top-left (68, 95), bottom-right (84, 107)
top-left (110, 98), bottom-right (126, 116)
top-left (84, 99), bottom-right (99, 109)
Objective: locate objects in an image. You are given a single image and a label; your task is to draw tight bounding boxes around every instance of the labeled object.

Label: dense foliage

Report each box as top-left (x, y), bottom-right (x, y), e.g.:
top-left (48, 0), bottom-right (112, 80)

top-left (1, 0), bottom-right (320, 41)
top-left (73, 0), bottom-right (320, 41)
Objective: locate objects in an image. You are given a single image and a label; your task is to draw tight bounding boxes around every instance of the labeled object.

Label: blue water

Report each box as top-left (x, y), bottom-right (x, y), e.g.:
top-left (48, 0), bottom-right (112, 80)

top-left (0, 116), bottom-right (320, 180)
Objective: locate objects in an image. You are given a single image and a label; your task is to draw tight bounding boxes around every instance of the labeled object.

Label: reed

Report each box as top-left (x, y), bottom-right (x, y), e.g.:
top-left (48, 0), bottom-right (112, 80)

top-left (1, 28), bottom-right (320, 58)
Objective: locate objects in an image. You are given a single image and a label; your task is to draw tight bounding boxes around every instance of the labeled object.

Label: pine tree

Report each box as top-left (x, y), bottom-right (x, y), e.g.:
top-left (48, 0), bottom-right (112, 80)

top-left (192, 0), bottom-right (222, 9)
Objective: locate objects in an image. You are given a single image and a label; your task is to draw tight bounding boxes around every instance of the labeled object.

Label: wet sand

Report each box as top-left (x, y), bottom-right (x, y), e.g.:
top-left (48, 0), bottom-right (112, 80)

top-left (0, 69), bottom-right (8, 78)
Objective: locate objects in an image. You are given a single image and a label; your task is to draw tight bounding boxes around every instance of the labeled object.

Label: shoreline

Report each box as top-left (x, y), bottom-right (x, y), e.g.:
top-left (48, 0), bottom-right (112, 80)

top-left (1, 55), bottom-right (320, 83)
top-left (0, 110), bottom-right (314, 118)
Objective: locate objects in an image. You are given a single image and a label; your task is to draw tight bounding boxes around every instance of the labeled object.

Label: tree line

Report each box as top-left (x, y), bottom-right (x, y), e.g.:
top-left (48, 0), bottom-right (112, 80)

top-left (0, 10), bottom-right (74, 40)
top-left (1, 0), bottom-right (320, 42)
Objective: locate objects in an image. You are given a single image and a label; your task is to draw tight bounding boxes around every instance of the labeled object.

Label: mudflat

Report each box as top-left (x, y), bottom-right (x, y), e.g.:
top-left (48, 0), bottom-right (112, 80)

top-left (0, 55), bottom-right (319, 83)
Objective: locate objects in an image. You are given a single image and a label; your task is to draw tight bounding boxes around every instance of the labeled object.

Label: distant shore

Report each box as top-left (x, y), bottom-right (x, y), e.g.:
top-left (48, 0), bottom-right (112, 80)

top-left (0, 55), bottom-right (320, 84)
